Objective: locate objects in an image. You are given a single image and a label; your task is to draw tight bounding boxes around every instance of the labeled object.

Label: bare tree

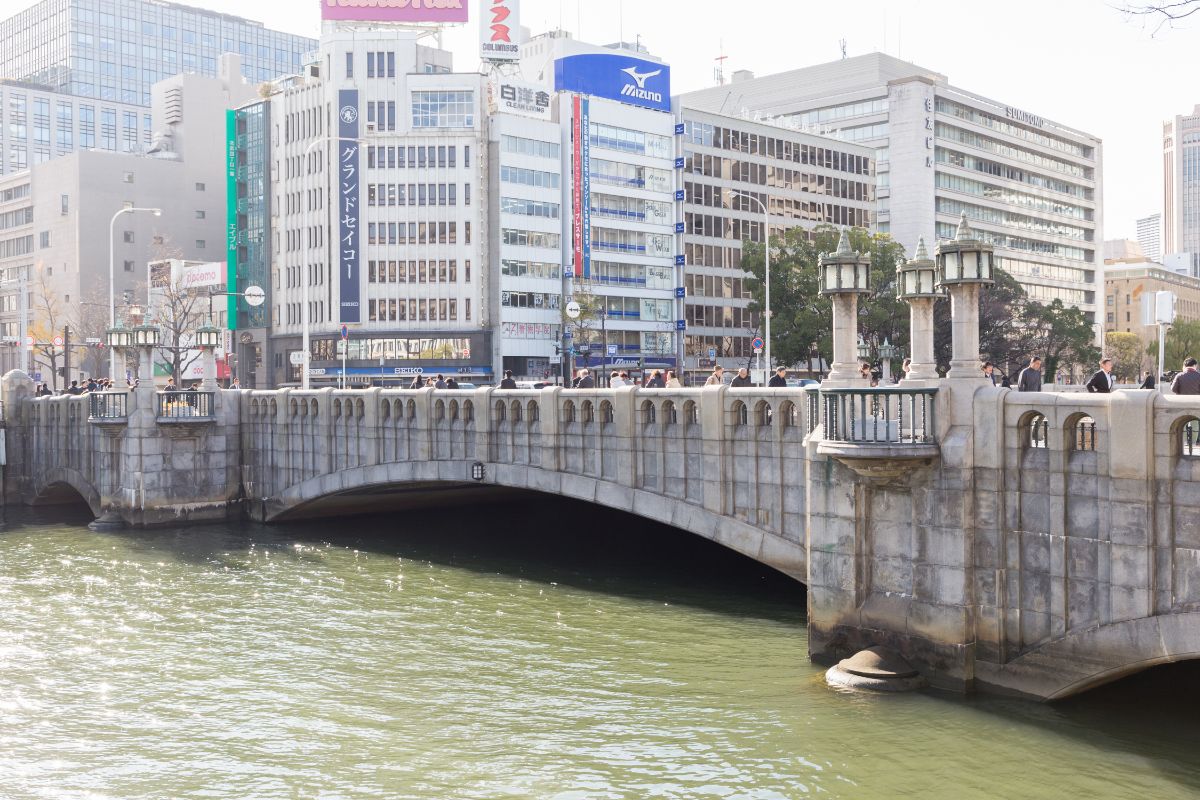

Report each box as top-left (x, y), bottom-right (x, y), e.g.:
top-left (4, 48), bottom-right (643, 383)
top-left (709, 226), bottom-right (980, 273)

top-left (28, 269), bottom-right (67, 391)
top-left (71, 287), bottom-right (112, 381)
top-left (154, 276), bottom-right (208, 384)
top-left (1119, 1), bottom-right (1200, 34)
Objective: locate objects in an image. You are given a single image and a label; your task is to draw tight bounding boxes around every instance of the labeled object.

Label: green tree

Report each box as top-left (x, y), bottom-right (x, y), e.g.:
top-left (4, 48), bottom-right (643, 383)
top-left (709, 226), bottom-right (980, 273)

top-left (1104, 331), bottom-right (1145, 382)
top-left (934, 266), bottom-right (1032, 379)
top-left (742, 225), bottom-right (909, 370)
top-left (1148, 320), bottom-right (1200, 373)
top-left (1023, 299), bottom-right (1101, 380)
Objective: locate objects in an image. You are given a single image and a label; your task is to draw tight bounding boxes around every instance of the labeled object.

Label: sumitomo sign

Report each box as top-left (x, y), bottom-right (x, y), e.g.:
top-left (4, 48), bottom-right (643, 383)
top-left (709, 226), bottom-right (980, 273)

top-left (480, 0), bottom-right (521, 62)
top-left (554, 53), bottom-right (671, 113)
top-left (1005, 105), bottom-right (1045, 128)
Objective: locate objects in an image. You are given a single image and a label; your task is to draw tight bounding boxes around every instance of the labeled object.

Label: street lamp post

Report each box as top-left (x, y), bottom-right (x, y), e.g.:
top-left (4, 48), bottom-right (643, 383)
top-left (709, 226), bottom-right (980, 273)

top-left (935, 212), bottom-right (995, 380)
top-left (819, 228), bottom-right (873, 385)
top-left (110, 206), bottom-right (162, 382)
top-left (301, 135), bottom-right (366, 390)
top-left (731, 191), bottom-right (771, 372)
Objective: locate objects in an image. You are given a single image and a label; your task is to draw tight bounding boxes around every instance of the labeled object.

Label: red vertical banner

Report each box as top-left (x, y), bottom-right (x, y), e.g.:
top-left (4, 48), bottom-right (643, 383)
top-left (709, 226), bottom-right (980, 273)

top-left (572, 94), bottom-right (583, 278)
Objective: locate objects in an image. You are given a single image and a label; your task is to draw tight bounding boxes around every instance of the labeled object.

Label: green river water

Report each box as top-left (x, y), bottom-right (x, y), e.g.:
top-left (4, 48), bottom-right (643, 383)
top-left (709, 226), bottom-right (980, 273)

top-left (0, 500), bottom-right (1197, 800)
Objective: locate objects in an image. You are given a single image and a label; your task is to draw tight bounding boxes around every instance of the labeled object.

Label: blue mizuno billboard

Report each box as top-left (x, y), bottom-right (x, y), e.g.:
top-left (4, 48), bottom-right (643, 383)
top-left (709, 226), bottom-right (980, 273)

top-left (554, 53), bottom-right (671, 113)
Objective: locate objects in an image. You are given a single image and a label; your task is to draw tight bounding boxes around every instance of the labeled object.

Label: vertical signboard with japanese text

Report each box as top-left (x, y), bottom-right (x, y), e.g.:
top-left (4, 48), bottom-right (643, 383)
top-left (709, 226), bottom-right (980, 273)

top-left (480, 0), bottom-right (521, 62)
top-left (225, 109), bottom-right (238, 331)
top-left (337, 90), bottom-right (361, 323)
top-left (571, 95), bottom-right (591, 280)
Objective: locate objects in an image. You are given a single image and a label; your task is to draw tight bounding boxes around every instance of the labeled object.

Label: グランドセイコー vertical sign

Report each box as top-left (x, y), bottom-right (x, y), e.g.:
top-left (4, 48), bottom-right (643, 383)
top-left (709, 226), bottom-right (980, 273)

top-left (338, 90), bottom-right (360, 323)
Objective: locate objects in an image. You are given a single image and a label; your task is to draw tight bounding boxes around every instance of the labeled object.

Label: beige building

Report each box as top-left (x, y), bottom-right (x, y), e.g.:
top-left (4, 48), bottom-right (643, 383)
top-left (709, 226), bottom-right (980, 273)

top-left (1104, 264), bottom-right (1200, 360)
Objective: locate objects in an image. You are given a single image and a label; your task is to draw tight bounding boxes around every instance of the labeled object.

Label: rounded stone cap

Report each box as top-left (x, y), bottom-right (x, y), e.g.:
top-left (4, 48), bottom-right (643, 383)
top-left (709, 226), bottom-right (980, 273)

top-left (836, 646), bottom-right (919, 679)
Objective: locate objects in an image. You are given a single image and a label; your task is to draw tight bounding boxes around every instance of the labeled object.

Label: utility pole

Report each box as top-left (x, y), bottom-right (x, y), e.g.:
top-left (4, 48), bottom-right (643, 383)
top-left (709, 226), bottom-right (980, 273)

top-left (63, 325), bottom-right (71, 387)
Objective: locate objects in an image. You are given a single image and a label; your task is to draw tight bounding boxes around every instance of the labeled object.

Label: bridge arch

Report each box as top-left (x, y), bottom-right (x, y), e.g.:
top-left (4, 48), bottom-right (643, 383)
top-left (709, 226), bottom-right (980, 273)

top-left (31, 466), bottom-right (103, 516)
top-left (984, 612), bottom-right (1200, 700)
top-left (264, 460), bottom-right (806, 582)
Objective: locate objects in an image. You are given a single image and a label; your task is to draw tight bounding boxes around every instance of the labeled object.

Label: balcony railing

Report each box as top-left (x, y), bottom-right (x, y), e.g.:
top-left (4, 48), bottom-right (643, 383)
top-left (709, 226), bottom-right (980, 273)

top-left (157, 390), bottom-right (215, 420)
top-left (89, 392), bottom-right (128, 421)
top-left (821, 388), bottom-right (938, 445)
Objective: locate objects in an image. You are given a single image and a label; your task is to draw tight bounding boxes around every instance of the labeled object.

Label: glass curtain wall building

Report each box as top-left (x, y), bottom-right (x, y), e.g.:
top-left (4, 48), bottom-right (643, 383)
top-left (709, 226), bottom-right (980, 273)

top-left (1164, 105), bottom-right (1200, 275)
top-left (0, 0), bottom-right (316, 106)
top-left (681, 53), bottom-right (1103, 326)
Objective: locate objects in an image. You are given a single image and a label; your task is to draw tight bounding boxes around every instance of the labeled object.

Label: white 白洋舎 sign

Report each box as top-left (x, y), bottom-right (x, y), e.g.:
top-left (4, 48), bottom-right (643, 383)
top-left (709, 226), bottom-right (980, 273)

top-left (490, 78), bottom-right (551, 120)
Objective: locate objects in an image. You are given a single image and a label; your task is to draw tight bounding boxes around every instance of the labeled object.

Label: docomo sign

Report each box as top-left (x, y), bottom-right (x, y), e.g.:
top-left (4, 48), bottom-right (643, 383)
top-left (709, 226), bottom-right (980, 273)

top-left (181, 262), bottom-right (225, 290)
top-left (320, 0), bottom-right (468, 23)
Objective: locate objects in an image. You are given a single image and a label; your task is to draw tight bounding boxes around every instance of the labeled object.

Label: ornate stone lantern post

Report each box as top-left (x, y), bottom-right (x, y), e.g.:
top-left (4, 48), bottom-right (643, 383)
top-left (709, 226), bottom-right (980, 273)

top-left (194, 324), bottom-right (222, 392)
top-left (936, 213), bottom-right (994, 380)
top-left (896, 238), bottom-right (943, 381)
top-left (819, 228), bottom-right (872, 385)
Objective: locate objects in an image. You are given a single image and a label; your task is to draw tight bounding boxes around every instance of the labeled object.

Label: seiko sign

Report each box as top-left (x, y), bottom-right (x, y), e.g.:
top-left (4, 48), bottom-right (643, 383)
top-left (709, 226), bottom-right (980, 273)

top-left (553, 53), bottom-right (671, 113)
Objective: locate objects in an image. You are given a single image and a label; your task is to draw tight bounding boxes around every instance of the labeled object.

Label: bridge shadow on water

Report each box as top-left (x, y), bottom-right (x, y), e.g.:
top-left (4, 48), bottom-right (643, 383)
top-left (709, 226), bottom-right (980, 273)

top-left (1, 491), bottom-right (805, 626)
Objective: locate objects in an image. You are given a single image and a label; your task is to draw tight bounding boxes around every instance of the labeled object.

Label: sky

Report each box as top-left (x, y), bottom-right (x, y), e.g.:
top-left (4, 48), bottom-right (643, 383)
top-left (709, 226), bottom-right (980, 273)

top-left (196, 0), bottom-right (1195, 241)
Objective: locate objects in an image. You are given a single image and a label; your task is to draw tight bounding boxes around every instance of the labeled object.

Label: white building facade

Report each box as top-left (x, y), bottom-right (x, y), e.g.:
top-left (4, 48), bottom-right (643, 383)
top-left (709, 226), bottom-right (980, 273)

top-left (260, 25), bottom-right (490, 387)
top-left (488, 106), bottom-right (564, 381)
top-left (682, 53), bottom-right (1103, 327)
top-left (1137, 212), bottom-right (1162, 263)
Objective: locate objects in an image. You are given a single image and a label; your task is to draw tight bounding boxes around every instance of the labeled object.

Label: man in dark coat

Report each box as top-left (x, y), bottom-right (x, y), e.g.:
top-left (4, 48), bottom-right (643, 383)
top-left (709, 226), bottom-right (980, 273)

top-left (1171, 358), bottom-right (1200, 394)
top-left (768, 367), bottom-right (787, 388)
top-left (499, 370), bottom-right (517, 390)
top-left (1086, 358), bottom-right (1115, 393)
top-left (1017, 357), bottom-right (1043, 392)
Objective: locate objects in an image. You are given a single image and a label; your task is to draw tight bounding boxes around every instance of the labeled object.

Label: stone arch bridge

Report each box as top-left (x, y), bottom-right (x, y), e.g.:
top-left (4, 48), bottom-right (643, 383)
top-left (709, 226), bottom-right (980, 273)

top-left (4, 369), bottom-right (1200, 701)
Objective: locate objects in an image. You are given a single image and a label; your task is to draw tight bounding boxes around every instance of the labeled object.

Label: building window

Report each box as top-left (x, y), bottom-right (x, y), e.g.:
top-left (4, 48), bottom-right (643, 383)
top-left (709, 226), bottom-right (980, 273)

top-left (39, 231), bottom-right (50, 248)
top-left (196, 239), bottom-right (206, 249)
top-left (123, 260), bottom-right (133, 272)
top-left (61, 194), bottom-right (69, 215)
top-left (345, 52), bottom-right (353, 78)
top-left (411, 91), bottom-right (475, 128)
top-left (123, 231), bottom-right (134, 243)
top-left (195, 210), bottom-right (206, 219)
top-left (195, 182), bottom-right (206, 191)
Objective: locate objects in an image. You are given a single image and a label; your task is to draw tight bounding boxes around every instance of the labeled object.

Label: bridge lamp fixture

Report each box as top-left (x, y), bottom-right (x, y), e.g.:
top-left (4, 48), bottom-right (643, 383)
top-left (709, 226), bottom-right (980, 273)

top-left (133, 324), bottom-right (161, 348)
top-left (936, 212), bottom-right (995, 286)
top-left (896, 238), bottom-right (942, 300)
top-left (818, 228), bottom-right (872, 295)
top-left (471, 461), bottom-right (485, 482)
top-left (857, 336), bottom-right (871, 362)
top-left (105, 324), bottom-right (134, 349)
top-left (194, 324), bottom-right (222, 349)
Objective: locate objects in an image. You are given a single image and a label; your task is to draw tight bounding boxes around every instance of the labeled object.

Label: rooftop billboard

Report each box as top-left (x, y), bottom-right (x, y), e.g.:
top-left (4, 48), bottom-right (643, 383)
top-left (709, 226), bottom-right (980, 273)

top-left (553, 53), bottom-right (671, 113)
top-left (320, 0), bottom-right (468, 23)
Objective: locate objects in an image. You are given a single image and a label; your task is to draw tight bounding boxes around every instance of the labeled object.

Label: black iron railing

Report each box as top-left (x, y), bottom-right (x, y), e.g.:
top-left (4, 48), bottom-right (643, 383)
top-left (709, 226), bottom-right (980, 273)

top-left (88, 392), bottom-right (128, 420)
top-left (821, 388), bottom-right (938, 445)
top-left (1185, 420), bottom-right (1200, 458)
top-left (1072, 416), bottom-right (1098, 452)
top-left (806, 387), bottom-right (821, 435)
top-left (156, 390), bottom-right (215, 420)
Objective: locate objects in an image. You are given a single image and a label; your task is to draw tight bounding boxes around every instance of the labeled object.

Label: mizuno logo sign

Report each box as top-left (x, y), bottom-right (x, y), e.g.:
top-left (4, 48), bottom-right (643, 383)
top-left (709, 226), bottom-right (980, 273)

top-left (621, 66), bottom-right (662, 89)
top-left (620, 66), bottom-right (663, 103)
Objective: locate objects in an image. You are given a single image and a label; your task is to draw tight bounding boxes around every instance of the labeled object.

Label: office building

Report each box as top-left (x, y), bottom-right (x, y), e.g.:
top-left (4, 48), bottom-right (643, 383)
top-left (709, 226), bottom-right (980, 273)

top-left (488, 105), bottom-right (565, 381)
top-left (1104, 265), bottom-right (1200, 363)
top-left (1102, 239), bottom-right (1146, 265)
top-left (247, 23), bottom-right (489, 387)
top-left (517, 31), bottom-right (680, 381)
top-left (1137, 213), bottom-right (1161, 262)
top-left (0, 0), bottom-right (315, 105)
top-left (676, 106), bottom-right (874, 376)
top-left (0, 80), bottom-right (151, 176)
top-left (1164, 105), bottom-right (1200, 275)
top-left (681, 53), bottom-right (1103, 326)
top-left (0, 56), bottom-right (256, 382)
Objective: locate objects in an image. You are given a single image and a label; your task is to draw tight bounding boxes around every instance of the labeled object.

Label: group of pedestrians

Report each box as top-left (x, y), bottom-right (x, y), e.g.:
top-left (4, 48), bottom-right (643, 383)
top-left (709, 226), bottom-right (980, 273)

top-left (35, 376), bottom-right (120, 397)
top-left (1005, 355), bottom-right (1200, 395)
top-left (407, 373), bottom-right (462, 390)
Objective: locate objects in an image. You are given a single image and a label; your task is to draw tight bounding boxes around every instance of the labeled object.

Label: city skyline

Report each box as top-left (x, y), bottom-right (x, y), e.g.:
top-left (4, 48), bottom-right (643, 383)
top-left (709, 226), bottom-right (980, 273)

top-left (123, 0), bottom-right (1195, 245)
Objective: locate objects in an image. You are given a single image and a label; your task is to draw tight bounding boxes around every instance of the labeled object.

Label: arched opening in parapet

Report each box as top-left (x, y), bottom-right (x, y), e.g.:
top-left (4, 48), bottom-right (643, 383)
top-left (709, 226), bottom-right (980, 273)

top-left (272, 490), bottom-right (806, 618)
